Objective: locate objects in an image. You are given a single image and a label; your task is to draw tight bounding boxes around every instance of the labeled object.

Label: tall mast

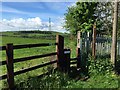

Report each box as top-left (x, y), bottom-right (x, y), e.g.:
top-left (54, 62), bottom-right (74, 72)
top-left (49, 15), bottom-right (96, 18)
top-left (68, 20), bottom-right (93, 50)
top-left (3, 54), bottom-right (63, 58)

top-left (49, 17), bottom-right (51, 31)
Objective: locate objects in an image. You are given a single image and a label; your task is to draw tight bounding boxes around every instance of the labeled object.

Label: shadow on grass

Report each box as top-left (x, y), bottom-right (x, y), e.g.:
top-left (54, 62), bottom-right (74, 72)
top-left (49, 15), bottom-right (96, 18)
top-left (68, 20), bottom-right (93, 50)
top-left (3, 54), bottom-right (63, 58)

top-left (68, 66), bottom-right (89, 81)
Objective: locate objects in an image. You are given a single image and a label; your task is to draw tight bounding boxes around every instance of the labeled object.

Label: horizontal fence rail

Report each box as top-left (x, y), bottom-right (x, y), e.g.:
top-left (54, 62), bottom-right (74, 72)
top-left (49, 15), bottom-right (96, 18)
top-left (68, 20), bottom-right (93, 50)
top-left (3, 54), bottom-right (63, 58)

top-left (70, 61), bottom-right (77, 64)
top-left (0, 61), bottom-right (6, 66)
top-left (0, 60), bottom-right (57, 80)
top-left (0, 46), bottom-right (6, 50)
top-left (13, 52), bottom-right (57, 63)
top-left (14, 60), bottom-right (57, 76)
top-left (13, 43), bottom-right (58, 49)
top-left (0, 74), bottom-right (7, 80)
top-left (70, 57), bottom-right (77, 61)
top-left (0, 43), bottom-right (58, 51)
top-left (0, 52), bottom-right (57, 66)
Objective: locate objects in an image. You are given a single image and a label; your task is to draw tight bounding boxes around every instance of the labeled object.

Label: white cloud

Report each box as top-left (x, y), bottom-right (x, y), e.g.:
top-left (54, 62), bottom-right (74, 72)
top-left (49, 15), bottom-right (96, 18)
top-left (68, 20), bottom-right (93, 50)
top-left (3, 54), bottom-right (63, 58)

top-left (1, 17), bottom-right (67, 33)
top-left (1, 17), bottom-right (42, 30)
top-left (50, 17), bottom-right (67, 33)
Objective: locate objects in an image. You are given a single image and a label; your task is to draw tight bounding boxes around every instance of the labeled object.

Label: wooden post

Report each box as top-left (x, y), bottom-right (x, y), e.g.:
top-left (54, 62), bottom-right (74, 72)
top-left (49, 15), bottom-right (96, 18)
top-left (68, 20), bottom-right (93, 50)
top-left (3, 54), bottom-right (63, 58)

top-left (92, 23), bottom-right (96, 60)
top-left (76, 31), bottom-right (81, 69)
top-left (111, 0), bottom-right (118, 68)
top-left (56, 35), bottom-right (64, 71)
top-left (76, 48), bottom-right (80, 68)
top-left (64, 49), bottom-right (70, 73)
top-left (6, 43), bottom-right (14, 89)
top-left (86, 32), bottom-right (90, 55)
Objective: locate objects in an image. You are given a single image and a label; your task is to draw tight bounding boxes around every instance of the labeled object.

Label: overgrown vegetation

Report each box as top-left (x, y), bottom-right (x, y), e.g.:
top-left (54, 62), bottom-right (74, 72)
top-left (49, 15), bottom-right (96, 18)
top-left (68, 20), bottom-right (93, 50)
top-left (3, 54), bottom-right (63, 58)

top-left (88, 55), bottom-right (114, 75)
top-left (15, 55), bottom-right (119, 89)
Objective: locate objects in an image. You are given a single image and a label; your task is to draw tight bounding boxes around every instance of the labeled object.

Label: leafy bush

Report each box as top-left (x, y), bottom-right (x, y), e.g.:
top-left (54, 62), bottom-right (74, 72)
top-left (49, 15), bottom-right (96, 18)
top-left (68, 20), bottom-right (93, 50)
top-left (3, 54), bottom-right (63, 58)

top-left (87, 55), bottom-right (114, 75)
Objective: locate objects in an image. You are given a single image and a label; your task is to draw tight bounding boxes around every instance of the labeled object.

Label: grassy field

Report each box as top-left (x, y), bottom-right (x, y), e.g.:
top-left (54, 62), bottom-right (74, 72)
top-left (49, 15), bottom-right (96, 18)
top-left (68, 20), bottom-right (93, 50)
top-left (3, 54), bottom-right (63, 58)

top-left (0, 31), bottom-right (76, 88)
top-left (0, 36), bottom-right (55, 88)
top-left (0, 31), bottom-right (119, 89)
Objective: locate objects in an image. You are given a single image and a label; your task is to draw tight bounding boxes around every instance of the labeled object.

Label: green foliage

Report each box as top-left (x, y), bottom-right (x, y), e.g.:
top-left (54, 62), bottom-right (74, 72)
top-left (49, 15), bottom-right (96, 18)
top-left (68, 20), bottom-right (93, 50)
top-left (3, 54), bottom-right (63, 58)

top-left (87, 55), bottom-right (114, 75)
top-left (64, 2), bottom-right (115, 36)
top-left (64, 2), bottom-right (97, 35)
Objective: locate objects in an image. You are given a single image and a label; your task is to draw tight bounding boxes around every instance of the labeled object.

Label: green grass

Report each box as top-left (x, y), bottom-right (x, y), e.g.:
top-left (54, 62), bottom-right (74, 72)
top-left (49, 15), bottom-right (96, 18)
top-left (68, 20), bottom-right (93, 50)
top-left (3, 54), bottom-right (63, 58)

top-left (0, 33), bottom-right (76, 88)
top-left (1, 36), bottom-right (55, 45)
top-left (0, 31), bottom-right (119, 89)
top-left (15, 58), bottom-right (119, 89)
top-left (0, 35), bottom-right (57, 88)
top-left (66, 73), bottom-right (118, 88)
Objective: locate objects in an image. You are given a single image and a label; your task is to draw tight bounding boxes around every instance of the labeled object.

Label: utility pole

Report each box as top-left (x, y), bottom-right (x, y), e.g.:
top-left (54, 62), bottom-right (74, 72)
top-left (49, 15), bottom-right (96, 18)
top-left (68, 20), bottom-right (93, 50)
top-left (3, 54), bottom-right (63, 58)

top-left (49, 17), bottom-right (51, 31)
top-left (111, 0), bottom-right (118, 68)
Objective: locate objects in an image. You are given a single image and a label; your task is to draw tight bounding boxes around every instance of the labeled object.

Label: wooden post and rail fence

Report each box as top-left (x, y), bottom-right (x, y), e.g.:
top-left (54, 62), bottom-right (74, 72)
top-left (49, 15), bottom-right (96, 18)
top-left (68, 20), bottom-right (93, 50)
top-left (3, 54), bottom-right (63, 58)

top-left (0, 35), bottom-right (78, 89)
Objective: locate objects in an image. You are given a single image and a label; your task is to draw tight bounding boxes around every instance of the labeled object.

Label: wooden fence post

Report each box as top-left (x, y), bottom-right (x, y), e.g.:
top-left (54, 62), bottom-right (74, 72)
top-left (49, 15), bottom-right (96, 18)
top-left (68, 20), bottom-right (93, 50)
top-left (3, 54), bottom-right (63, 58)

top-left (6, 43), bottom-right (14, 89)
top-left (56, 35), bottom-right (64, 71)
top-left (86, 32), bottom-right (90, 56)
top-left (76, 48), bottom-right (80, 68)
top-left (92, 23), bottom-right (96, 60)
top-left (76, 31), bottom-right (81, 69)
top-left (64, 49), bottom-right (70, 73)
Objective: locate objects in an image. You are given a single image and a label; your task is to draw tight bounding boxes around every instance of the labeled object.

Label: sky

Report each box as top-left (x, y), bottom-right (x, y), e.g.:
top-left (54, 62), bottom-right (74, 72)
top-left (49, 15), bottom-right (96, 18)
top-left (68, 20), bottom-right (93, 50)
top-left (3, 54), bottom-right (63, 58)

top-left (0, 1), bottom-right (76, 33)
